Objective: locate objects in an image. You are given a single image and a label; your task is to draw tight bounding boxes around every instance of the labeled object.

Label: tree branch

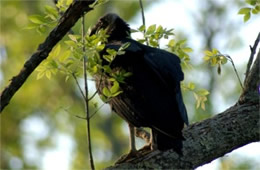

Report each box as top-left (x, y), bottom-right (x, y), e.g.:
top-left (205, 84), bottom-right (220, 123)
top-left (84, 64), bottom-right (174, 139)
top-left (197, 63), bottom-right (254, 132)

top-left (107, 103), bottom-right (259, 169)
top-left (0, 0), bottom-right (95, 113)
top-left (106, 48), bottom-right (260, 169)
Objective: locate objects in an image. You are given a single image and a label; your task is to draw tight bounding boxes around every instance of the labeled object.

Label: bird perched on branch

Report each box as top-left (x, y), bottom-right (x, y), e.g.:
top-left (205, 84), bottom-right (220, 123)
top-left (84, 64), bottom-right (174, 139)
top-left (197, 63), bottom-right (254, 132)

top-left (91, 13), bottom-right (188, 162)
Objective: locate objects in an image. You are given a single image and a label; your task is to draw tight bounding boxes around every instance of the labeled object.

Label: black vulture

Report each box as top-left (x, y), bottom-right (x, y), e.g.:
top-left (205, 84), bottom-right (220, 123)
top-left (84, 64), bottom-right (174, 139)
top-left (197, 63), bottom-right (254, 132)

top-left (91, 13), bottom-right (188, 160)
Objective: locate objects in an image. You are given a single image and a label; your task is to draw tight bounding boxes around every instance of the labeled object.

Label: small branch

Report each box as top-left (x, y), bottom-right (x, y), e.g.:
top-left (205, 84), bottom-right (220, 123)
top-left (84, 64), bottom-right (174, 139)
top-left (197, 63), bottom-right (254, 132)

top-left (0, 0), bottom-right (95, 113)
top-left (89, 102), bottom-right (106, 119)
top-left (72, 73), bottom-right (86, 99)
top-left (244, 32), bottom-right (260, 82)
top-left (81, 15), bottom-right (95, 170)
top-left (139, 0), bottom-right (149, 45)
top-left (88, 74), bottom-right (103, 101)
top-left (226, 55), bottom-right (244, 91)
top-left (75, 115), bottom-right (87, 120)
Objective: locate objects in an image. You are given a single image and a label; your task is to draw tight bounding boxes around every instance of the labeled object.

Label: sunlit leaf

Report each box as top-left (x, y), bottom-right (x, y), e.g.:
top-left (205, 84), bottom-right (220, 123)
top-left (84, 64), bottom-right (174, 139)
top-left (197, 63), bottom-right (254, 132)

top-left (138, 25), bottom-right (146, 32)
top-left (102, 87), bottom-right (111, 97)
top-left (146, 24), bottom-right (156, 35)
top-left (110, 81), bottom-right (120, 94)
top-left (238, 7), bottom-right (251, 14)
top-left (29, 15), bottom-right (46, 24)
top-left (244, 12), bottom-right (251, 22)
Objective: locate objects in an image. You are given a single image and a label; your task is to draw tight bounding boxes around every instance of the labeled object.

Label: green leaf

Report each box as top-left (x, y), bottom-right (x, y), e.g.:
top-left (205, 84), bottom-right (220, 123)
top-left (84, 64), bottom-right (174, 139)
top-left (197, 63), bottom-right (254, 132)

top-left (106, 48), bottom-right (117, 56)
top-left (204, 50), bottom-right (213, 56)
top-left (131, 29), bottom-right (139, 33)
top-left (59, 50), bottom-right (71, 62)
top-left (197, 89), bottom-right (210, 96)
top-left (44, 5), bottom-right (58, 18)
top-left (203, 55), bottom-right (211, 61)
top-left (68, 34), bottom-right (78, 42)
top-left (102, 87), bottom-right (111, 97)
top-left (65, 75), bottom-right (70, 82)
top-left (252, 8), bottom-right (259, 14)
top-left (123, 72), bottom-right (132, 77)
top-left (182, 47), bottom-right (193, 53)
top-left (238, 7), bottom-right (251, 14)
top-left (103, 55), bottom-right (112, 63)
top-left (188, 82), bottom-right (195, 90)
top-left (100, 95), bottom-right (108, 103)
top-left (52, 44), bottom-right (61, 57)
top-left (177, 39), bottom-right (187, 46)
top-left (244, 12), bottom-right (251, 22)
top-left (37, 71), bottom-right (45, 80)
top-left (46, 70), bottom-right (52, 79)
top-left (146, 24), bottom-right (156, 35)
top-left (138, 25), bottom-right (146, 32)
top-left (66, 0), bottom-right (73, 5)
top-left (110, 81), bottom-right (120, 94)
top-left (212, 48), bottom-right (219, 55)
top-left (168, 39), bottom-right (175, 47)
top-left (65, 40), bottom-right (76, 47)
top-left (117, 51), bottom-right (125, 55)
top-left (156, 25), bottom-right (163, 33)
top-left (111, 91), bottom-right (123, 97)
top-left (29, 15), bottom-right (46, 24)
top-left (119, 42), bottom-right (130, 51)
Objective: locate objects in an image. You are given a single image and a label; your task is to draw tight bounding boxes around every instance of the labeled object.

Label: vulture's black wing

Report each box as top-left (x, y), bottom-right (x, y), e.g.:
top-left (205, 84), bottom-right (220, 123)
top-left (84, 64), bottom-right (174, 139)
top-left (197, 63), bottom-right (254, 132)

top-left (142, 45), bottom-right (189, 126)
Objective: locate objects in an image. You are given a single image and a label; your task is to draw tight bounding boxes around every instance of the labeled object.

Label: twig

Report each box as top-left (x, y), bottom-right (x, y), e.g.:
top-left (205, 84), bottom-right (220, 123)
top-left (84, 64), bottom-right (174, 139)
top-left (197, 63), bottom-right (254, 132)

top-left (226, 55), bottom-right (244, 91)
top-left (75, 115), bottom-right (87, 120)
top-left (89, 102), bottom-right (106, 119)
top-left (244, 32), bottom-right (260, 83)
top-left (71, 73), bottom-right (86, 99)
top-left (88, 74), bottom-right (103, 101)
top-left (81, 15), bottom-right (95, 170)
top-left (0, 0), bottom-right (95, 113)
top-left (139, 0), bottom-right (149, 45)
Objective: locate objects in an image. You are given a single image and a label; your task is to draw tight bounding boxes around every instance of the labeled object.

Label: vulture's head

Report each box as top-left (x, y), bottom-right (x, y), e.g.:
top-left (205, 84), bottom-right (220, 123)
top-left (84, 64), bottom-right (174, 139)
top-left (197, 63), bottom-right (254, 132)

top-left (90, 13), bottom-right (131, 41)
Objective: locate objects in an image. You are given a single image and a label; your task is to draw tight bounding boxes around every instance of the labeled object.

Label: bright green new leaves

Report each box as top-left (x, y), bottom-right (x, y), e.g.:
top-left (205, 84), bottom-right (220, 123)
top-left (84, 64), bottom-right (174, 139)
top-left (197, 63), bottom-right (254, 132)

top-left (204, 48), bottom-right (228, 75)
top-left (238, 0), bottom-right (260, 22)
top-left (167, 39), bottom-right (193, 68)
top-left (26, 0), bottom-right (74, 34)
top-left (101, 81), bottom-right (123, 102)
top-left (26, 6), bottom-right (59, 34)
top-left (36, 45), bottom-right (61, 79)
top-left (56, 0), bottom-right (73, 12)
top-left (132, 24), bottom-right (174, 47)
top-left (182, 82), bottom-right (210, 110)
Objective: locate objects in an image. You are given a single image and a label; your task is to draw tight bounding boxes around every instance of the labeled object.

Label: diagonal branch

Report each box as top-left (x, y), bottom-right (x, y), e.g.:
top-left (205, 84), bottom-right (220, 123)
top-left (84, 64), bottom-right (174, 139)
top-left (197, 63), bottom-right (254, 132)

top-left (107, 101), bottom-right (259, 169)
top-left (0, 0), bottom-right (95, 113)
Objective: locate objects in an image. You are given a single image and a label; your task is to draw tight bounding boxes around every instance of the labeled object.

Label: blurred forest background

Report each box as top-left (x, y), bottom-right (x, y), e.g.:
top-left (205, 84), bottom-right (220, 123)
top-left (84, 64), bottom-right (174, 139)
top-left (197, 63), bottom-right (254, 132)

top-left (0, 0), bottom-right (259, 169)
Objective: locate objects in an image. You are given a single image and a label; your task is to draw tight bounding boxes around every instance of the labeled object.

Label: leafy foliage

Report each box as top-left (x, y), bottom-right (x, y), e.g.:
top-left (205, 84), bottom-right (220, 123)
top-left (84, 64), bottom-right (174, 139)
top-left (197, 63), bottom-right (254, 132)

top-left (167, 39), bottom-right (193, 68)
top-left (238, 0), bottom-right (260, 22)
top-left (182, 82), bottom-right (210, 110)
top-left (132, 24), bottom-right (174, 47)
top-left (203, 48), bottom-right (228, 75)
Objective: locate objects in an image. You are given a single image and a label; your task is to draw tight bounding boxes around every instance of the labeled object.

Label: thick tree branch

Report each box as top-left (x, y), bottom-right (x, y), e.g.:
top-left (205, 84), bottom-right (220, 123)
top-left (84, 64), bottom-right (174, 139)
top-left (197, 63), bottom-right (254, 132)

top-left (0, 0), bottom-right (95, 113)
top-left (107, 102), bottom-right (259, 169)
top-left (106, 48), bottom-right (260, 169)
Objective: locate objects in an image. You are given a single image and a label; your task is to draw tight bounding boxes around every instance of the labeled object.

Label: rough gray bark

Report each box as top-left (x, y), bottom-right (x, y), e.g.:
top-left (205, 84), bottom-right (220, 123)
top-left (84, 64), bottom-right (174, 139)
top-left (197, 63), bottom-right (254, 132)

top-left (0, 0), bottom-right (95, 112)
top-left (106, 51), bottom-right (260, 169)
